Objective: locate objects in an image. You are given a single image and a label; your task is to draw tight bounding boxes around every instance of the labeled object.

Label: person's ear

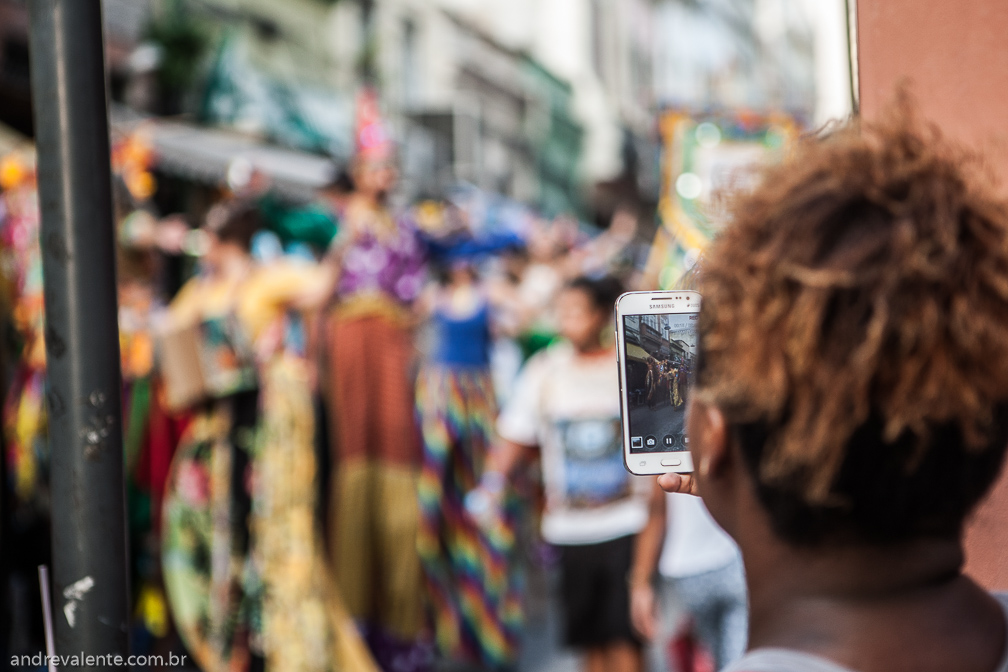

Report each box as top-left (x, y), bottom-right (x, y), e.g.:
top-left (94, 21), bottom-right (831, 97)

top-left (687, 398), bottom-right (730, 482)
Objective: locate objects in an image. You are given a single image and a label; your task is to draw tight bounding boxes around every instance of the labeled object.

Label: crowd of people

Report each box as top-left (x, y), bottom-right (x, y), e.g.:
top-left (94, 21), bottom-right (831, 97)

top-left (6, 96), bottom-right (1008, 672)
top-left (0, 120), bottom-right (733, 672)
top-left (645, 355), bottom-right (692, 411)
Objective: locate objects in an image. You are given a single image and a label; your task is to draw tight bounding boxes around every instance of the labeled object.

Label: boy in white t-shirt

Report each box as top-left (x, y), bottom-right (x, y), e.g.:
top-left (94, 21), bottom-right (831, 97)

top-left (469, 276), bottom-right (650, 672)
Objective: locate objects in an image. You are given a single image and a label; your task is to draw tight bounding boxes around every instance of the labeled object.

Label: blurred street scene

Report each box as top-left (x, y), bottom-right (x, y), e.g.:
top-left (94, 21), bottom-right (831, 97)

top-left (0, 1), bottom-right (854, 671)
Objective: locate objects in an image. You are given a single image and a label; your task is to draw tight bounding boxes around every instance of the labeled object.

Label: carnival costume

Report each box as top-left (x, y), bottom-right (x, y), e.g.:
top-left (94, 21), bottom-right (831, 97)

top-left (324, 197), bottom-right (431, 669)
top-left (416, 294), bottom-right (523, 670)
top-left (161, 262), bottom-right (377, 672)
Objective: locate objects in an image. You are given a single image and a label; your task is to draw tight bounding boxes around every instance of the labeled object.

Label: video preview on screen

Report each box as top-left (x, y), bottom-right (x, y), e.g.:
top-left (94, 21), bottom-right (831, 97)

top-left (623, 313), bottom-right (698, 453)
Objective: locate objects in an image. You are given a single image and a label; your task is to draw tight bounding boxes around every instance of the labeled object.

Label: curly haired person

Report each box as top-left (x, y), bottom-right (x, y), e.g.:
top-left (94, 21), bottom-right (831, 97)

top-left (659, 97), bottom-right (1008, 672)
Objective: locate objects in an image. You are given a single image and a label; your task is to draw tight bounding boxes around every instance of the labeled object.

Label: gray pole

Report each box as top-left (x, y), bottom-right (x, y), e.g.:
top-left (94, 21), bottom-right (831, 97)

top-left (27, 0), bottom-right (129, 667)
top-left (845, 0), bottom-right (860, 115)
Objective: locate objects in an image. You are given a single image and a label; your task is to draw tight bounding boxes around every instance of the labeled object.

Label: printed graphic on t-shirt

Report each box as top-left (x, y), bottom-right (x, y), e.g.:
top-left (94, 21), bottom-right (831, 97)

top-left (554, 417), bottom-right (630, 508)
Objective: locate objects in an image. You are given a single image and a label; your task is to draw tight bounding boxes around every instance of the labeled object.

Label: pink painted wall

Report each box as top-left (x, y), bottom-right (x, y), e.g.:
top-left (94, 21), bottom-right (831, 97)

top-left (858, 0), bottom-right (1008, 590)
top-left (858, 0), bottom-right (1008, 174)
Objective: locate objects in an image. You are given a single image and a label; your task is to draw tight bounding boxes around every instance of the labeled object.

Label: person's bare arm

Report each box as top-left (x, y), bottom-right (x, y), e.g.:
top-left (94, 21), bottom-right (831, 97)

top-left (629, 480), bottom-right (668, 640)
top-left (407, 283), bottom-right (439, 329)
top-left (484, 437), bottom-right (535, 481)
top-left (465, 438), bottom-right (535, 522)
top-left (292, 259), bottom-right (340, 311)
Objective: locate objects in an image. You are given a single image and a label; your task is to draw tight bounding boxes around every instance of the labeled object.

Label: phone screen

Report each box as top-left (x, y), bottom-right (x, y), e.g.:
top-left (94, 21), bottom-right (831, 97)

top-left (622, 312), bottom-right (699, 454)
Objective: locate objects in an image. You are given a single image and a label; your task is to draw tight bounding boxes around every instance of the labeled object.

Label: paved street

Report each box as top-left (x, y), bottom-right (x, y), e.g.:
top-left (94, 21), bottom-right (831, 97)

top-left (627, 401), bottom-right (689, 452)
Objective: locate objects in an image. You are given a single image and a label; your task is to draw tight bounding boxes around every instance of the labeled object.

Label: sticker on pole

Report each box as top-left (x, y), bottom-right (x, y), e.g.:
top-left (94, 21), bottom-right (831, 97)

top-left (62, 576), bottom-right (95, 628)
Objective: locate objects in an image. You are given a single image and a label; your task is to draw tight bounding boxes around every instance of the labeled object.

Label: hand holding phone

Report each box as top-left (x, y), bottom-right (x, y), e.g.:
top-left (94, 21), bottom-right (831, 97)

top-left (616, 291), bottom-right (700, 475)
top-left (657, 472), bottom-right (697, 494)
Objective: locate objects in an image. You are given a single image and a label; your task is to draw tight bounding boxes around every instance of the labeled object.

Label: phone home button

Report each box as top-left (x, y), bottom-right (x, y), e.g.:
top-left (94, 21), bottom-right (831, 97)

top-left (660, 458), bottom-right (682, 467)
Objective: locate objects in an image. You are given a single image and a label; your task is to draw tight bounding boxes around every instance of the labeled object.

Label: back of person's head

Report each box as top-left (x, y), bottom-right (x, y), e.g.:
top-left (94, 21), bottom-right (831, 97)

top-left (323, 168), bottom-right (354, 195)
top-left (205, 199), bottom-right (261, 253)
top-left (696, 98), bottom-right (1008, 546)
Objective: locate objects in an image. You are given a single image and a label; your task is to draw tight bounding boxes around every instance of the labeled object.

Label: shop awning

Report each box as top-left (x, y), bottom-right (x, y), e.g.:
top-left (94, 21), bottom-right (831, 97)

top-left (111, 106), bottom-right (336, 202)
top-left (626, 344), bottom-right (652, 362)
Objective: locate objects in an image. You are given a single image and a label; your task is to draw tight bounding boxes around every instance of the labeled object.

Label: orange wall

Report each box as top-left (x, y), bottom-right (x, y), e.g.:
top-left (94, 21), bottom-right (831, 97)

top-left (857, 0), bottom-right (1008, 590)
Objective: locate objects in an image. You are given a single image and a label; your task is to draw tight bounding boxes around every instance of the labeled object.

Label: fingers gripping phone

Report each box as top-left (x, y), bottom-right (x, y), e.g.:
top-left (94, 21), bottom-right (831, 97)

top-left (616, 291), bottom-right (700, 475)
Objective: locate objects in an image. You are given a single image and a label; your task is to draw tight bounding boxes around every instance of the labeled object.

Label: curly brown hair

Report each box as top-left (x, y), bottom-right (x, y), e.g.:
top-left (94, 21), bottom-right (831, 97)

top-left (696, 96), bottom-right (1008, 544)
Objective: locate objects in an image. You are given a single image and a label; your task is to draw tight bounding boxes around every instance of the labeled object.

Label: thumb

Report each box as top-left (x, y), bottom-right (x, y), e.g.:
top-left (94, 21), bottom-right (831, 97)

top-left (657, 472), bottom-right (697, 495)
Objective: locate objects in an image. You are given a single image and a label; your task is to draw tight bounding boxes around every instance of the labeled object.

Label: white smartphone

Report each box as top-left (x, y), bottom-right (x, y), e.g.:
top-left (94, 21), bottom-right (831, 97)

top-left (616, 290), bottom-right (701, 475)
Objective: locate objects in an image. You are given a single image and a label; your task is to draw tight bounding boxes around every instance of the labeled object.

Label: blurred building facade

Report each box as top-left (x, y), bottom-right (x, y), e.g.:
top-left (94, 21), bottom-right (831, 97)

top-left (129, 0), bottom-right (661, 216)
top-left (653, 0), bottom-right (852, 125)
top-left (431, 0), bottom-right (662, 213)
top-left (0, 0), bottom-right (161, 138)
top-left (0, 0), bottom-right (667, 218)
top-left (147, 0), bottom-right (354, 155)
top-left (337, 3), bottom-right (586, 214)
top-left (0, 0), bottom-right (856, 212)
top-left (318, 0), bottom-right (663, 214)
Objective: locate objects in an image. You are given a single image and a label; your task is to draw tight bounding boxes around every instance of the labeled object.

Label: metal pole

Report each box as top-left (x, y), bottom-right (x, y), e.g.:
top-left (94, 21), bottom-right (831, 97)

top-left (27, 0), bottom-right (129, 667)
top-left (845, 0), bottom-right (861, 115)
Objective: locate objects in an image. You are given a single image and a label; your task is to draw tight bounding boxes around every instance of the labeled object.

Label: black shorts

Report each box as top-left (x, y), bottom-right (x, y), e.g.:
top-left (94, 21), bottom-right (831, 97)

top-left (558, 535), bottom-right (642, 649)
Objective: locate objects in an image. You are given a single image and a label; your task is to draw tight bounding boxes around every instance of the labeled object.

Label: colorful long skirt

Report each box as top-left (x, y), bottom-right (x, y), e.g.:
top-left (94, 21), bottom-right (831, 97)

top-left (326, 312), bottom-right (428, 663)
top-left (162, 357), bottom-right (377, 672)
top-left (416, 366), bottom-right (523, 670)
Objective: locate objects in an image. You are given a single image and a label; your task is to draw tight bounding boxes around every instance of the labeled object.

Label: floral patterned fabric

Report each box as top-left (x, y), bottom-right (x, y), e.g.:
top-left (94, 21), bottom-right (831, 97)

top-left (161, 265), bottom-right (379, 672)
top-left (335, 215), bottom-right (426, 306)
